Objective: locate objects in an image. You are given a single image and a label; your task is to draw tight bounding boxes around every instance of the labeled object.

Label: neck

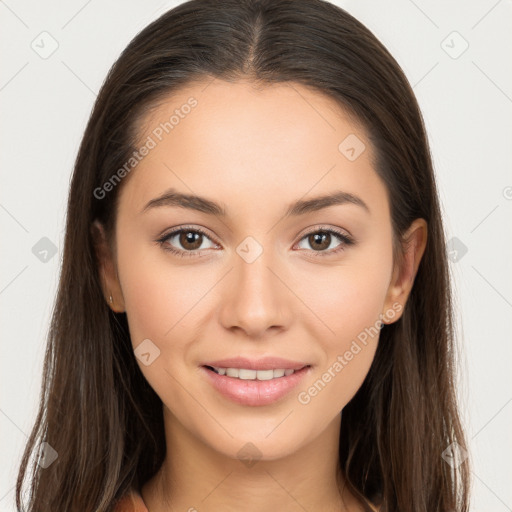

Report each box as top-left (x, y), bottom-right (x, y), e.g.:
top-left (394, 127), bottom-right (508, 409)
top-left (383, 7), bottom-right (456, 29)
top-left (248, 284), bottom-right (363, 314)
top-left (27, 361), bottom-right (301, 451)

top-left (141, 406), bottom-right (363, 512)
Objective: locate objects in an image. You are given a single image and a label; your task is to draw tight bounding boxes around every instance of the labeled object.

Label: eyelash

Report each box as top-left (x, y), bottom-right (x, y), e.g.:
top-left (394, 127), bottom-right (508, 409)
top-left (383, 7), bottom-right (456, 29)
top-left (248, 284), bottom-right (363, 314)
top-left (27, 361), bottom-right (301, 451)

top-left (156, 225), bottom-right (355, 259)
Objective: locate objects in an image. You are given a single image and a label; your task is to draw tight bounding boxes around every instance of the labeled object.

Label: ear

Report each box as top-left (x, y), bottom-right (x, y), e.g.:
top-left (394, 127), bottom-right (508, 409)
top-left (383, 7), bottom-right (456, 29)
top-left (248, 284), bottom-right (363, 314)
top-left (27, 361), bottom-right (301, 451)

top-left (381, 218), bottom-right (427, 324)
top-left (91, 219), bottom-right (125, 313)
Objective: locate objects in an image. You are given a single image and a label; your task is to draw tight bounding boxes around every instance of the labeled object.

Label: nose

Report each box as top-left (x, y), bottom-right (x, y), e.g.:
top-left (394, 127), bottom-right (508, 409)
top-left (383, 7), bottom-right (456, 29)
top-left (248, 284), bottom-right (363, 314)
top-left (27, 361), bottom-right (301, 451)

top-left (218, 245), bottom-right (292, 339)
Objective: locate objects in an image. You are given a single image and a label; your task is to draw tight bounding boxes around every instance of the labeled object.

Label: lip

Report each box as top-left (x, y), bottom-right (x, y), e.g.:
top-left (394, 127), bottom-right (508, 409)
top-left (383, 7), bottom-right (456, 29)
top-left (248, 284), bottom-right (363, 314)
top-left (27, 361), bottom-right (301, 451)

top-left (200, 363), bottom-right (312, 407)
top-left (201, 356), bottom-right (309, 371)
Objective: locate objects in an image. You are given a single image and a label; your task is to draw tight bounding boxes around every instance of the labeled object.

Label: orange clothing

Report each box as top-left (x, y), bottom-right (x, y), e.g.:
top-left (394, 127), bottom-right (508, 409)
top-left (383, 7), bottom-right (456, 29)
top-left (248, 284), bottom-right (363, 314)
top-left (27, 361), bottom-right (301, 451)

top-left (114, 489), bottom-right (149, 512)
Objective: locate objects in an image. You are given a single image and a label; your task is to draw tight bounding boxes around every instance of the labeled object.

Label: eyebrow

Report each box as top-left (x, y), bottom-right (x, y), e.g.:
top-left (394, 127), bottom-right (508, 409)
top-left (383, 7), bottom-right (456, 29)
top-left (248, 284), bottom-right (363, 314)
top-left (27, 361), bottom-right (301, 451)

top-left (142, 188), bottom-right (370, 217)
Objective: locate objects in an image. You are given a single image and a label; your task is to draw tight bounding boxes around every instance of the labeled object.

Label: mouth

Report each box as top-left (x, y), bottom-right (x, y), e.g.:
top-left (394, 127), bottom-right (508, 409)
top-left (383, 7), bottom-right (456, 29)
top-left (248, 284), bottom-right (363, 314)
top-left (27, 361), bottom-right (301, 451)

top-left (203, 365), bottom-right (309, 380)
top-left (200, 358), bottom-right (312, 406)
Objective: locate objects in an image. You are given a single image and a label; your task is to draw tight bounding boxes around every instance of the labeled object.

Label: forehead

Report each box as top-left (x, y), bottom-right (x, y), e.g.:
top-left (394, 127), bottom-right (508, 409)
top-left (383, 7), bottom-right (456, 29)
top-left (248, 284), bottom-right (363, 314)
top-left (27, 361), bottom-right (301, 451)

top-left (119, 78), bottom-right (388, 220)
top-left (137, 78), bottom-right (362, 156)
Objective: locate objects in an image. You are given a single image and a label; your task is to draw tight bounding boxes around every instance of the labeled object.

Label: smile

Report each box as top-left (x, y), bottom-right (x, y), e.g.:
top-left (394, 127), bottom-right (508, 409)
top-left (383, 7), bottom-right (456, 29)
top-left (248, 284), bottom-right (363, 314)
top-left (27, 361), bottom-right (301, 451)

top-left (201, 363), bottom-right (312, 406)
top-left (206, 366), bottom-right (298, 380)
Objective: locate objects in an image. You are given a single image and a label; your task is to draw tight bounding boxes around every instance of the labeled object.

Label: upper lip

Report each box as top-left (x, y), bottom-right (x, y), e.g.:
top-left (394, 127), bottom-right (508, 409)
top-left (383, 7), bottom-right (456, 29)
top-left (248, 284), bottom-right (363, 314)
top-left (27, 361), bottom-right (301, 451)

top-left (202, 357), bottom-right (310, 371)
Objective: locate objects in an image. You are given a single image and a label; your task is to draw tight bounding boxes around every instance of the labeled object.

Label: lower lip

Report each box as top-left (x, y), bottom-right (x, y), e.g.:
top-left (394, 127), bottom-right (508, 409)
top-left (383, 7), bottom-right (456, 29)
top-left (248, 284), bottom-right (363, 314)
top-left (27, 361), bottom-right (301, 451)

top-left (201, 365), bottom-right (311, 406)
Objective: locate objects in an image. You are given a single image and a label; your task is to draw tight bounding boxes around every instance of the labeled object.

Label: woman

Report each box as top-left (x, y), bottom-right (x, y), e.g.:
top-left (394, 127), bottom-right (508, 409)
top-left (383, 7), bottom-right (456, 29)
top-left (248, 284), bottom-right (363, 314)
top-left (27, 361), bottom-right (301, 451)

top-left (15, 0), bottom-right (470, 510)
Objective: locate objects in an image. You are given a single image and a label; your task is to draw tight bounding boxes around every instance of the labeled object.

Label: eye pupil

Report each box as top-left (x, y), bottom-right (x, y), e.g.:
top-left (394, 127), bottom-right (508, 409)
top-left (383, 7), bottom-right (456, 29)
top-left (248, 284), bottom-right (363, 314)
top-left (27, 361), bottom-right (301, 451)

top-left (310, 232), bottom-right (330, 250)
top-left (180, 231), bottom-right (202, 250)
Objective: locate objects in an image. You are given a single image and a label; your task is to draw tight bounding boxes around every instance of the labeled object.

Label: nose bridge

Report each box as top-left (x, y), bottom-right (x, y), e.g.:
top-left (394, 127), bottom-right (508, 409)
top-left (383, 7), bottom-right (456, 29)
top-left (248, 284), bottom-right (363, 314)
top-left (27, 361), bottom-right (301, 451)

top-left (220, 233), bottom-right (290, 336)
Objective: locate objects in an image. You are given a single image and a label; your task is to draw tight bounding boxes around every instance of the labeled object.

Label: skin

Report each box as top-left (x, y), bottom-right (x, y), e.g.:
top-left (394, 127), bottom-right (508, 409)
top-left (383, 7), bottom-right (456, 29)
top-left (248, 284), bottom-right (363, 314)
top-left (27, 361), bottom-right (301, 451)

top-left (93, 78), bottom-right (427, 511)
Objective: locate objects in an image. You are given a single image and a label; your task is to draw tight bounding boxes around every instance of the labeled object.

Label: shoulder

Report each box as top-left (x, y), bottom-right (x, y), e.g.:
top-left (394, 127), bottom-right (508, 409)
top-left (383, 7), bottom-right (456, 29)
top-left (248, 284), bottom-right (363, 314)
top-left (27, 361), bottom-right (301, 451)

top-left (113, 489), bottom-right (149, 512)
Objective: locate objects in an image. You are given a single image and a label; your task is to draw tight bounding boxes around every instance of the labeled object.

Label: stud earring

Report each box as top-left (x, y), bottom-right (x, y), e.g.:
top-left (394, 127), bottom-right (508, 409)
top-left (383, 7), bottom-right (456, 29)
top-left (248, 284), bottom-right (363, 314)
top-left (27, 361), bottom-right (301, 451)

top-left (109, 294), bottom-right (113, 305)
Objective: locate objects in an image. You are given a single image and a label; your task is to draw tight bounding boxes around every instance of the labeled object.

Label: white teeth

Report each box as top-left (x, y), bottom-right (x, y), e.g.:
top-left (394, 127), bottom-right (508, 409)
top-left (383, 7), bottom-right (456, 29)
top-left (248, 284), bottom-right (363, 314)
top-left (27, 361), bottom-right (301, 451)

top-left (255, 369), bottom-right (274, 380)
top-left (239, 369), bottom-right (257, 380)
top-left (211, 366), bottom-right (298, 380)
top-left (226, 368), bottom-right (239, 377)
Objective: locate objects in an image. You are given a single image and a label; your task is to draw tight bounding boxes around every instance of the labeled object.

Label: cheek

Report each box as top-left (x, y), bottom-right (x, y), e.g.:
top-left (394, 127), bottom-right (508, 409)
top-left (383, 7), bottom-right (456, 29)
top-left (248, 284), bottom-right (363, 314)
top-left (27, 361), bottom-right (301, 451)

top-left (295, 280), bottom-right (385, 416)
top-left (115, 240), bottom-right (206, 403)
top-left (116, 232), bottom-right (205, 346)
top-left (295, 240), bottom-right (393, 410)
top-left (300, 242), bottom-right (393, 343)
top-left (300, 288), bottom-right (382, 402)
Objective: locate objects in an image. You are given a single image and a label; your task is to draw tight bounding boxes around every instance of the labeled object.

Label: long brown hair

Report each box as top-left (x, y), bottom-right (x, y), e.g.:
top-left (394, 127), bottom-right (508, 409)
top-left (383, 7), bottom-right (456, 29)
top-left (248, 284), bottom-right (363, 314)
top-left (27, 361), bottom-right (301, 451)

top-left (15, 0), bottom-right (470, 510)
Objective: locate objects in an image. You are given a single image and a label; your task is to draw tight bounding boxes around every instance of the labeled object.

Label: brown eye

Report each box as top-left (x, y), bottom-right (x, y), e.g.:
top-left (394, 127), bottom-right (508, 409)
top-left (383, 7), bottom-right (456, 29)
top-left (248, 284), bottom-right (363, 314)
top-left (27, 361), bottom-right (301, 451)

top-left (307, 232), bottom-right (332, 251)
top-left (157, 227), bottom-right (217, 257)
top-left (296, 228), bottom-right (354, 257)
top-left (178, 230), bottom-right (203, 250)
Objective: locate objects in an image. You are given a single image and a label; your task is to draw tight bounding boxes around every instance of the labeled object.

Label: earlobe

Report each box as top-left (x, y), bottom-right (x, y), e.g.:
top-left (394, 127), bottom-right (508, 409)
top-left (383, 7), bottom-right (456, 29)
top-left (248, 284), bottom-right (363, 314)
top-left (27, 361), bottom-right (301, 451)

top-left (90, 220), bottom-right (126, 313)
top-left (382, 218), bottom-right (428, 324)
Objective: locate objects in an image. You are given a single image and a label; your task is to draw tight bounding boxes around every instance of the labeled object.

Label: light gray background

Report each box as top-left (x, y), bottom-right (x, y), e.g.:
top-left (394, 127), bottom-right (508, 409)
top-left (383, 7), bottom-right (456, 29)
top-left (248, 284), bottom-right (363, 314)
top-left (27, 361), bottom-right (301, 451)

top-left (1, 0), bottom-right (511, 510)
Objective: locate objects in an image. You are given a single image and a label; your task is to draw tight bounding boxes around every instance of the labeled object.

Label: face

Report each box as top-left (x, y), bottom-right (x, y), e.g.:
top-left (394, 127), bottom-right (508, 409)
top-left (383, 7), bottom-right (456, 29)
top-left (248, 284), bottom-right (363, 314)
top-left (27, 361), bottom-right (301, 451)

top-left (99, 78), bottom-right (415, 462)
